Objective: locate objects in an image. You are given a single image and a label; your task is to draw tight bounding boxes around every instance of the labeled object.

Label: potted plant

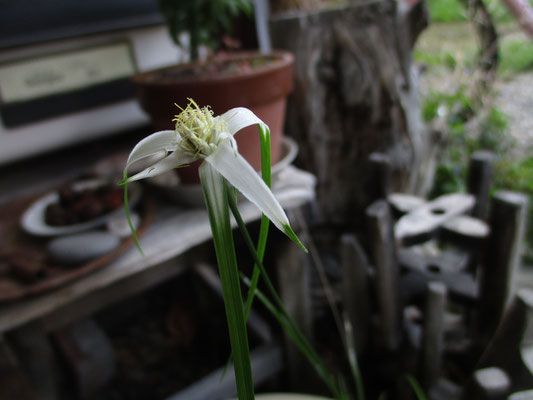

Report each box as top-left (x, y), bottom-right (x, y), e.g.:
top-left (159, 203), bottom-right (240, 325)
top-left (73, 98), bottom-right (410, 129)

top-left (131, 0), bottom-right (294, 184)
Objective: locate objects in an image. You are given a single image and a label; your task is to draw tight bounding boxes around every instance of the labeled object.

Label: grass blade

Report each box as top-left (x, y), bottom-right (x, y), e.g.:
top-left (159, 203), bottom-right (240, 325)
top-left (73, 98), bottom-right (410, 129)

top-left (199, 162), bottom-right (254, 400)
top-left (405, 374), bottom-right (427, 400)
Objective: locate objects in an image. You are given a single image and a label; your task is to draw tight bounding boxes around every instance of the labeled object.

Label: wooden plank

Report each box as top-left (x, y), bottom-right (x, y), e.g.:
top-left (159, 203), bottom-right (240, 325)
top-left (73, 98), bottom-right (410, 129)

top-left (366, 200), bottom-right (401, 350)
top-left (0, 166), bottom-right (315, 335)
top-left (395, 193), bottom-right (475, 246)
top-left (477, 191), bottom-right (529, 343)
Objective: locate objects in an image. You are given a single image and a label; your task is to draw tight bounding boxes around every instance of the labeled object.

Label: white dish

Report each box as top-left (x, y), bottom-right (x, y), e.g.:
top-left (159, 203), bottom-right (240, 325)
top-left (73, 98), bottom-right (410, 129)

top-left (21, 179), bottom-right (141, 237)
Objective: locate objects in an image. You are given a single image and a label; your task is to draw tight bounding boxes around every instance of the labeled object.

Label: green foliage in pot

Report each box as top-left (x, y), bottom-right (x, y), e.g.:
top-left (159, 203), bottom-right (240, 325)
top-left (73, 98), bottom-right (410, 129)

top-left (158, 0), bottom-right (253, 62)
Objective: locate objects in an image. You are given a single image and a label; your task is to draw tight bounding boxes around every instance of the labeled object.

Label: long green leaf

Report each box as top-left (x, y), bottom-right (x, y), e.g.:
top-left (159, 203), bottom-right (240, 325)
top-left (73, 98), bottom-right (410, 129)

top-left (241, 275), bottom-right (342, 399)
top-left (405, 374), bottom-right (427, 400)
top-left (243, 123), bottom-right (271, 318)
top-left (199, 162), bottom-right (254, 400)
top-left (344, 316), bottom-right (365, 400)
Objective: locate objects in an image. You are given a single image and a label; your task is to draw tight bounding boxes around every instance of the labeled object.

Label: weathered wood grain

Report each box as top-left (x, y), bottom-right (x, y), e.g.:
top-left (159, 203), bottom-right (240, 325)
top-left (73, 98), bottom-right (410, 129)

top-left (270, 0), bottom-right (430, 228)
top-left (394, 193), bottom-right (475, 246)
top-left (366, 200), bottom-right (401, 350)
top-left (477, 191), bottom-right (529, 343)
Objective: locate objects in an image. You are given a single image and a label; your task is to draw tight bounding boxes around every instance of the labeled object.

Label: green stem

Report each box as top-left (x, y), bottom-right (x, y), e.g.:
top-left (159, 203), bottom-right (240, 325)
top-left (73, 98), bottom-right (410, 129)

top-left (227, 187), bottom-right (341, 398)
top-left (200, 162), bottom-right (254, 400)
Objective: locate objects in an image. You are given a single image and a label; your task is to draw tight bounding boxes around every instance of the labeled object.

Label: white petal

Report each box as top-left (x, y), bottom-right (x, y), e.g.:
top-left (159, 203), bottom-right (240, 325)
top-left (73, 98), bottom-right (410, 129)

top-left (205, 140), bottom-right (289, 232)
top-left (220, 107), bottom-right (267, 136)
top-left (127, 152), bottom-right (194, 182)
top-left (126, 130), bottom-right (179, 169)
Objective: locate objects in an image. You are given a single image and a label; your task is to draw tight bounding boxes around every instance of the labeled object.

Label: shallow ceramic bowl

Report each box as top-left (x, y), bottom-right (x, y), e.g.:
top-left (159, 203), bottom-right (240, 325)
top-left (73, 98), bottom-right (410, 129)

top-left (21, 179), bottom-right (141, 237)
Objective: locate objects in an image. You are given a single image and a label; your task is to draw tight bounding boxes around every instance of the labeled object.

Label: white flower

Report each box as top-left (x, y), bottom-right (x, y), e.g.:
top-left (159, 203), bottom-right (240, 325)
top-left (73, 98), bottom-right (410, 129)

top-left (123, 99), bottom-right (302, 242)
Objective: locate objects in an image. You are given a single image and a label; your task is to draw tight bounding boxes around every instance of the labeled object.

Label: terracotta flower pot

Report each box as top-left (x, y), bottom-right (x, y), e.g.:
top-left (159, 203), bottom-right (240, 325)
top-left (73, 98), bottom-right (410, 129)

top-left (131, 50), bottom-right (294, 184)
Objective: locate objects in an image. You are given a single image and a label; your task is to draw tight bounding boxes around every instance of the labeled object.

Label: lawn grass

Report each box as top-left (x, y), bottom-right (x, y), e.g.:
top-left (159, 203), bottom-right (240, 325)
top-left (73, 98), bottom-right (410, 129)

top-left (427, 0), bottom-right (528, 22)
top-left (499, 39), bottom-right (533, 74)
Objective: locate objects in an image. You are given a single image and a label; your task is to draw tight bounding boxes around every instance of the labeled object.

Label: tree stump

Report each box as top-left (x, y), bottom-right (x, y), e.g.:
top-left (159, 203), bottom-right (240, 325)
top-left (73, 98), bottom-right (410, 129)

top-left (270, 0), bottom-right (430, 227)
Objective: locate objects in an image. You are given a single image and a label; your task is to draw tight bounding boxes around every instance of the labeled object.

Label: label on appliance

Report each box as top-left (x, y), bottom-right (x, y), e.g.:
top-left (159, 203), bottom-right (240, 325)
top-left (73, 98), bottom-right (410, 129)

top-left (0, 41), bottom-right (136, 103)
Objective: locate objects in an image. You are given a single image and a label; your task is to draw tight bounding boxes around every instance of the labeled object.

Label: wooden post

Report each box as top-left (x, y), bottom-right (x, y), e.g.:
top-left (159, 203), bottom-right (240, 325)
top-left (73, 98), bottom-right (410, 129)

top-left (478, 289), bottom-right (533, 392)
top-left (369, 152), bottom-right (392, 201)
top-left (477, 191), bottom-right (529, 344)
top-left (467, 150), bottom-right (496, 219)
top-left (340, 234), bottom-right (370, 352)
top-left (420, 281), bottom-right (447, 391)
top-left (366, 200), bottom-right (401, 350)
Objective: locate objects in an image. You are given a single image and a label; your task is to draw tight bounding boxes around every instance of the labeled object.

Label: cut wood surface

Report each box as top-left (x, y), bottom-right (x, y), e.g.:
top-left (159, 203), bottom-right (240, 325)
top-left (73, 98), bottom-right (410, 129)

top-left (394, 193), bottom-right (475, 245)
top-left (388, 192), bottom-right (427, 216)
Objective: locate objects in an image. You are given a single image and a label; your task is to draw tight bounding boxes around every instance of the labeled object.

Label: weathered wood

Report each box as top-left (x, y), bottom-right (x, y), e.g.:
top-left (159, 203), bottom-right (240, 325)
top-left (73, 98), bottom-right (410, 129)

top-left (388, 192), bottom-right (427, 217)
top-left (395, 193), bottom-right (475, 245)
top-left (477, 191), bottom-right (529, 343)
top-left (340, 234), bottom-right (370, 352)
top-left (398, 248), bottom-right (477, 304)
top-left (467, 150), bottom-right (496, 219)
top-left (366, 200), bottom-right (401, 350)
top-left (478, 289), bottom-right (533, 392)
top-left (463, 367), bottom-right (511, 400)
top-left (270, 0), bottom-right (430, 228)
top-left (420, 281), bottom-right (447, 391)
top-left (440, 214), bottom-right (490, 248)
top-left (369, 152), bottom-right (393, 201)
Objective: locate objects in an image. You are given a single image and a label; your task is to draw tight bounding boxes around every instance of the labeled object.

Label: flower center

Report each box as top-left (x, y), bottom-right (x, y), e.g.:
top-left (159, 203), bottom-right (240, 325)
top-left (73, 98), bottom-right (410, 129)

top-left (173, 99), bottom-right (228, 159)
